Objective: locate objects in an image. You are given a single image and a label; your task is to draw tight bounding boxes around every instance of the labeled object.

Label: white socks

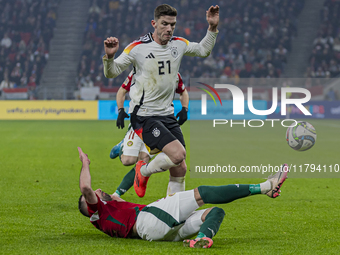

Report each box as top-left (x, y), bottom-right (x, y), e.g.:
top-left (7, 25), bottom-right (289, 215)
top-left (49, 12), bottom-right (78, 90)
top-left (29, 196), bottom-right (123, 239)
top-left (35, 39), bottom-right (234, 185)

top-left (167, 176), bottom-right (185, 195)
top-left (260, 180), bottom-right (272, 194)
top-left (140, 152), bottom-right (177, 177)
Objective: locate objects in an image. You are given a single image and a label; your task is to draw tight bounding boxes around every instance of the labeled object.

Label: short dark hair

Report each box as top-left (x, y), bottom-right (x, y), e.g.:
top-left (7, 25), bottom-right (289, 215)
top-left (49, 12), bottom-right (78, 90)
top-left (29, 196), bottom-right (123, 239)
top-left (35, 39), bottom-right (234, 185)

top-left (154, 4), bottom-right (177, 20)
top-left (78, 195), bottom-right (90, 217)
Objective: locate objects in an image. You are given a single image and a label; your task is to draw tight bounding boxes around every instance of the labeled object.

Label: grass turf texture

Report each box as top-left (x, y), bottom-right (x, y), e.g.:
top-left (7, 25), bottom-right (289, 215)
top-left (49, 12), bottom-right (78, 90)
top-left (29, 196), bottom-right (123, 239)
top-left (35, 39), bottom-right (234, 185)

top-left (0, 120), bottom-right (339, 254)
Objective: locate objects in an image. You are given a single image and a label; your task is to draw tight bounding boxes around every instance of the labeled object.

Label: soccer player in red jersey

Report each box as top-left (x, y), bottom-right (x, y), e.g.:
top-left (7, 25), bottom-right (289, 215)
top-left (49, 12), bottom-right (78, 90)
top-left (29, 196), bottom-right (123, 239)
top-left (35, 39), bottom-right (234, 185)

top-left (78, 147), bottom-right (289, 248)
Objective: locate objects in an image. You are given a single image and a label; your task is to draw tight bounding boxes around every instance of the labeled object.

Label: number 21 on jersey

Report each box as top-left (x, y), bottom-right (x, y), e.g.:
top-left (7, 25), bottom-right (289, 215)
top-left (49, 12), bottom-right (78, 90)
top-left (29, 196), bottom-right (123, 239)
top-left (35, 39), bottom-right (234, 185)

top-left (158, 60), bottom-right (171, 75)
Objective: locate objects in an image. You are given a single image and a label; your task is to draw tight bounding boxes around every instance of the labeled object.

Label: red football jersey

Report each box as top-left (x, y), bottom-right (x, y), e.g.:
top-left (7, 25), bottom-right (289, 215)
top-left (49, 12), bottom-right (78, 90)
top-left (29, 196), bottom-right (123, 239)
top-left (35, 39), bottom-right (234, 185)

top-left (87, 195), bottom-right (146, 238)
top-left (122, 70), bottom-right (186, 94)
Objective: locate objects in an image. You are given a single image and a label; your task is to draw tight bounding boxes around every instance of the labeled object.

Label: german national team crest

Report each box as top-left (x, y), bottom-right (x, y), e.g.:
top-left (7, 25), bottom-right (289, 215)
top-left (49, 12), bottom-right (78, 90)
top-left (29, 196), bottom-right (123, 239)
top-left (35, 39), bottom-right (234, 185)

top-left (171, 48), bottom-right (178, 58)
top-left (152, 128), bottom-right (161, 137)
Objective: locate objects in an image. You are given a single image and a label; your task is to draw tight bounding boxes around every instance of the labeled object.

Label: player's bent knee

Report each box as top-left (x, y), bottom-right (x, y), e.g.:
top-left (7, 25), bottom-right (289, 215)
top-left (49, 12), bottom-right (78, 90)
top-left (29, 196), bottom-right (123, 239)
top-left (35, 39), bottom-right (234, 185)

top-left (201, 207), bottom-right (225, 222)
top-left (138, 152), bottom-right (150, 163)
top-left (214, 207), bottom-right (225, 218)
top-left (171, 150), bottom-right (186, 165)
top-left (121, 155), bottom-right (138, 166)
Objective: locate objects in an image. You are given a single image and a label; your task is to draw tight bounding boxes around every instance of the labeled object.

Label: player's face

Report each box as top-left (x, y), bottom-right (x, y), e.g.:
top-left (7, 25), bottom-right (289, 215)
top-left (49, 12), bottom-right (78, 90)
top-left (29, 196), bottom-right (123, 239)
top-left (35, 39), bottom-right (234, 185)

top-left (95, 189), bottom-right (112, 201)
top-left (154, 15), bottom-right (176, 44)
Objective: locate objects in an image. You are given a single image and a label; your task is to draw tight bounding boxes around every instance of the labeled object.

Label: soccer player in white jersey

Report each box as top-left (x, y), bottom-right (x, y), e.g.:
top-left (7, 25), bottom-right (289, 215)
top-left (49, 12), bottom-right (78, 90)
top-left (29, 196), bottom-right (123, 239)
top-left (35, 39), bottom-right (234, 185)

top-left (111, 70), bottom-right (189, 197)
top-left (103, 4), bottom-right (219, 197)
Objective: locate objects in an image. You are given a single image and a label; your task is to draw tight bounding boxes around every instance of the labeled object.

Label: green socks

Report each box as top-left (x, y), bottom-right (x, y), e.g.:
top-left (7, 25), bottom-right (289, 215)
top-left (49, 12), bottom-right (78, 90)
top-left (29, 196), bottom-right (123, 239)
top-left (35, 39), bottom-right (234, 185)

top-left (194, 183), bottom-right (271, 240)
top-left (115, 167), bottom-right (135, 196)
top-left (249, 184), bottom-right (262, 195)
top-left (197, 207), bottom-right (225, 239)
top-left (197, 184), bottom-right (251, 204)
top-left (197, 182), bottom-right (270, 204)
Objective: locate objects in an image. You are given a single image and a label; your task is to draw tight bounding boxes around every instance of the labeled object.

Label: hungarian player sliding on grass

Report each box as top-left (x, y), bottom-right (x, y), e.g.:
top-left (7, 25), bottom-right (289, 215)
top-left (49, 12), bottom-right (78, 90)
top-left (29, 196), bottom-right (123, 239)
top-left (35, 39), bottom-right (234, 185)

top-left (77, 147), bottom-right (289, 248)
top-left (110, 70), bottom-right (188, 197)
top-left (103, 4), bottom-right (219, 197)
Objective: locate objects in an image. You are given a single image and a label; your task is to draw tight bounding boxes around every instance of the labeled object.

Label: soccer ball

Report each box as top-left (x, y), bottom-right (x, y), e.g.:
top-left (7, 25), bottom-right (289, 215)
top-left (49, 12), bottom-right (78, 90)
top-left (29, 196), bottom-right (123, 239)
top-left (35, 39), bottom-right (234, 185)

top-left (286, 121), bottom-right (317, 151)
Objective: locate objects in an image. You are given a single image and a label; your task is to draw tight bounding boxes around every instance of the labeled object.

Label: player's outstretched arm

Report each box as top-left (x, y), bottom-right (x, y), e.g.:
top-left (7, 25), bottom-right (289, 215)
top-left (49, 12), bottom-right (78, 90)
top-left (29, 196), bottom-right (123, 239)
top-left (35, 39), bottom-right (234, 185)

top-left (102, 38), bottom-right (133, 78)
top-left (206, 5), bottom-right (219, 32)
top-left (183, 6), bottom-right (219, 58)
top-left (78, 147), bottom-right (97, 204)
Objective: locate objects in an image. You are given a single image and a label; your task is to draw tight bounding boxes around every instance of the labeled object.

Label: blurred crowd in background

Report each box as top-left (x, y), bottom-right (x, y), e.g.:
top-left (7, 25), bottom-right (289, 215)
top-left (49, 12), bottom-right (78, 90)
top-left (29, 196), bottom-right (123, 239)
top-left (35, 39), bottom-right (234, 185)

top-left (1, 0), bottom-right (339, 99)
top-left (77, 0), bottom-right (305, 88)
top-left (0, 0), bottom-right (59, 97)
top-left (306, 0), bottom-right (340, 79)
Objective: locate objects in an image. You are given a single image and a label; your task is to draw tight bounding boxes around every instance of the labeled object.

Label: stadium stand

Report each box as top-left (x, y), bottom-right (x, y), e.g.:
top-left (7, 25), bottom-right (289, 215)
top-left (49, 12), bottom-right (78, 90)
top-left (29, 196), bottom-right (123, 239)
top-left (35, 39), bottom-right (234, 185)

top-left (0, 0), bottom-right (60, 99)
top-left (306, 0), bottom-right (340, 79)
top-left (78, 0), bottom-right (305, 89)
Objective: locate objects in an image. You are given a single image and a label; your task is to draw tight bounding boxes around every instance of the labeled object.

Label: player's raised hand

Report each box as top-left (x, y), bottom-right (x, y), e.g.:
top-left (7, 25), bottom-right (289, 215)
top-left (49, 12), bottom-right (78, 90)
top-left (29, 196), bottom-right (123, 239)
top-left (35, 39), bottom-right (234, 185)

top-left (206, 5), bottom-right (219, 32)
top-left (78, 147), bottom-right (90, 165)
top-left (104, 37), bottom-right (119, 59)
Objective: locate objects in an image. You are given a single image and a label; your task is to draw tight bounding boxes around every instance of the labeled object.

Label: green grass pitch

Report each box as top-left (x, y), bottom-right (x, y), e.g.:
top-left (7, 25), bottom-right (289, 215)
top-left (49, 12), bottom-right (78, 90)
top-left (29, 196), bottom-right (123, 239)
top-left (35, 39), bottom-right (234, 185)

top-left (0, 120), bottom-right (339, 254)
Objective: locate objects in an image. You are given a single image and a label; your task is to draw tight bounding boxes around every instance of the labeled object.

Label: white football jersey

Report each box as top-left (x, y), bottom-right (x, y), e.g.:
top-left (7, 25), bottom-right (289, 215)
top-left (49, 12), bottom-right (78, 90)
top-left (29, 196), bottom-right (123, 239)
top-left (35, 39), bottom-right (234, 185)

top-left (103, 30), bottom-right (218, 116)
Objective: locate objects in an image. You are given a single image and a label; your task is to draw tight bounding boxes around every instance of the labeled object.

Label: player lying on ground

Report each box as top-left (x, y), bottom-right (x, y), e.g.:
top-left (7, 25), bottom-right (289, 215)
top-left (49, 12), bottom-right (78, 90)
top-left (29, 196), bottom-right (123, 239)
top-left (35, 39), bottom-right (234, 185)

top-left (110, 71), bottom-right (188, 197)
top-left (77, 147), bottom-right (289, 248)
top-left (103, 4), bottom-right (219, 198)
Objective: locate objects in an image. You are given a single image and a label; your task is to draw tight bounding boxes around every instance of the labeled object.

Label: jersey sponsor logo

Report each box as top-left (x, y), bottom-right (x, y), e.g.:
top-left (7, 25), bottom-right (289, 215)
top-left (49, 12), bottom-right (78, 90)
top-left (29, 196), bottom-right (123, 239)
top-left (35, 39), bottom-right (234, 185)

top-left (127, 141), bottom-right (133, 147)
top-left (145, 53), bottom-right (155, 59)
top-left (152, 128), bottom-right (160, 137)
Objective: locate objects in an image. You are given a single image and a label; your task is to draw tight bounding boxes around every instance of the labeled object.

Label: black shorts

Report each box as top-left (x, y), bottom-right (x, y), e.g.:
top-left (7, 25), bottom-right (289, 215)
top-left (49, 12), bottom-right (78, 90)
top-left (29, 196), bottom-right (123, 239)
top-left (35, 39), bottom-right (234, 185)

top-left (131, 112), bottom-right (185, 152)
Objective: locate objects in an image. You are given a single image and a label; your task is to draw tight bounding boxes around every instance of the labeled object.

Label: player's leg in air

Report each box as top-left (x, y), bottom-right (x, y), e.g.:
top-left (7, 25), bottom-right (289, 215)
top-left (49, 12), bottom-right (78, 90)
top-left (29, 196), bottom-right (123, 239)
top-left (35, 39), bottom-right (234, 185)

top-left (133, 114), bottom-right (187, 198)
top-left (111, 124), bottom-right (152, 197)
top-left (110, 124), bottom-right (132, 161)
top-left (109, 139), bottom-right (124, 159)
top-left (132, 80), bottom-right (189, 198)
top-left (135, 164), bottom-right (289, 248)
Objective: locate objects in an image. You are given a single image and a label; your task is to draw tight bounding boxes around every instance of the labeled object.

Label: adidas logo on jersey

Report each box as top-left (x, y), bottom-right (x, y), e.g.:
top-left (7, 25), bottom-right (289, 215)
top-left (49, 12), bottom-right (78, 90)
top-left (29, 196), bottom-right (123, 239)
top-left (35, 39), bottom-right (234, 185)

top-left (145, 53), bottom-right (155, 59)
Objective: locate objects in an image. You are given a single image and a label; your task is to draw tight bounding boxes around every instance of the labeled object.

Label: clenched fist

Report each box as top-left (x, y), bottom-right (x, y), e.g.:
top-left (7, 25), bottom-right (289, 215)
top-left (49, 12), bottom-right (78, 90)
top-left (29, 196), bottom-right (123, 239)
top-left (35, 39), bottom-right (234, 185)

top-left (104, 37), bottom-right (120, 59)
